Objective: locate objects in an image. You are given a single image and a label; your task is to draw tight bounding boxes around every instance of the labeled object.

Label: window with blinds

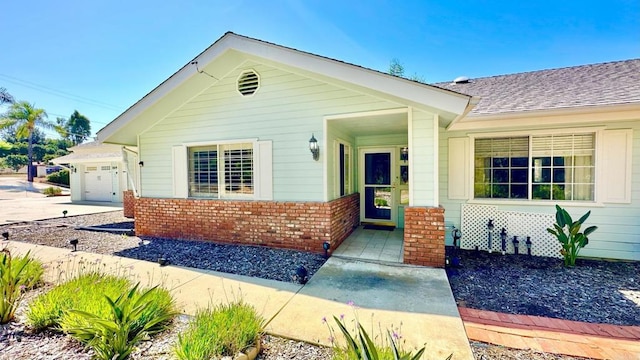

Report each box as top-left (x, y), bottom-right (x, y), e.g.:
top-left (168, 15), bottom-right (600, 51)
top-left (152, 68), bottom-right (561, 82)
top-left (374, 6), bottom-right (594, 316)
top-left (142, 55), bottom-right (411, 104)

top-left (189, 143), bottom-right (253, 198)
top-left (474, 133), bottom-right (595, 201)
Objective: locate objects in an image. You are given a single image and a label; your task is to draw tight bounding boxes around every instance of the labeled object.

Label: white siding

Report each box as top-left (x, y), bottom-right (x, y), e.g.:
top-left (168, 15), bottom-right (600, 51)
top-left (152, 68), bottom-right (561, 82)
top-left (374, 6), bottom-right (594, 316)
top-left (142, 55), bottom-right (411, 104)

top-left (139, 61), bottom-right (398, 201)
top-left (439, 121), bottom-right (640, 261)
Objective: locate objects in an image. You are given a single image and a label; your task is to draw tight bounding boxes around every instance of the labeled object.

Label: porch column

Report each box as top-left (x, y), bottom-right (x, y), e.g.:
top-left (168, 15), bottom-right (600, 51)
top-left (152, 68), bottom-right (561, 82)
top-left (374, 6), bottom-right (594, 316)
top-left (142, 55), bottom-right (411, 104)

top-left (403, 206), bottom-right (445, 267)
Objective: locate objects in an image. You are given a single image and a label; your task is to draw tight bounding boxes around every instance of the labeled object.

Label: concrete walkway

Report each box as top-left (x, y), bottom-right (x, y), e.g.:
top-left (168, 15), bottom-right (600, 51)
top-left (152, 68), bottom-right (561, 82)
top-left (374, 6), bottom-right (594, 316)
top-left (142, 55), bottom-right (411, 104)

top-left (3, 241), bottom-right (474, 360)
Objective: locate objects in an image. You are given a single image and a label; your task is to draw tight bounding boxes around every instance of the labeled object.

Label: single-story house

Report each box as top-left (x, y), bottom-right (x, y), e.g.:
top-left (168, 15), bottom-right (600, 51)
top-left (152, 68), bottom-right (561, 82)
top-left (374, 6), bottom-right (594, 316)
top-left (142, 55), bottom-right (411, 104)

top-left (97, 32), bottom-right (640, 266)
top-left (52, 141), bottom-right (139, 203)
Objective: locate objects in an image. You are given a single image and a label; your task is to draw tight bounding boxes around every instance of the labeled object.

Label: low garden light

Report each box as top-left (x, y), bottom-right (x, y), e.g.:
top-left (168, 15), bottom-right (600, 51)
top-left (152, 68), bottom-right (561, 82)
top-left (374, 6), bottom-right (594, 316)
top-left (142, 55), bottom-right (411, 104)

top-left (158, 257), bottom-right (169, 266)
top-left (500, 228), bottom-right (507, 255)
top-left (62, 210), bottom-right (68, 218)
top-left (526, 236), bottom-right (532, 256)
top-left (309, 134), bottom-right (319, 161)
top-left (294, 265), bottom-right (308, 284)
top-left (322, 241), bottom-right (330, 258)
top-left (512, 236), bottom-right (520, 255)
top-left (69, 238), bottom-right (79, 252)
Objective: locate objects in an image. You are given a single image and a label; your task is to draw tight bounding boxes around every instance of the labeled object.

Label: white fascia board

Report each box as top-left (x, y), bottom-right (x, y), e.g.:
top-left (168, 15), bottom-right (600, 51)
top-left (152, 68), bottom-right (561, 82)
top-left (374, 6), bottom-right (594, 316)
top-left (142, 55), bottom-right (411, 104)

top-left (448, 103), bottom-right (640, 132)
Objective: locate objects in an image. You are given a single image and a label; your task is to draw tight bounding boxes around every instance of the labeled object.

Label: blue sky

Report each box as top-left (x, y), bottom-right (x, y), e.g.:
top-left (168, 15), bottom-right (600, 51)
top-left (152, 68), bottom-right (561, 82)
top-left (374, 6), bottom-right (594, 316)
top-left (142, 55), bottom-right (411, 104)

top-left (1, 0), bottom-right (638, 138)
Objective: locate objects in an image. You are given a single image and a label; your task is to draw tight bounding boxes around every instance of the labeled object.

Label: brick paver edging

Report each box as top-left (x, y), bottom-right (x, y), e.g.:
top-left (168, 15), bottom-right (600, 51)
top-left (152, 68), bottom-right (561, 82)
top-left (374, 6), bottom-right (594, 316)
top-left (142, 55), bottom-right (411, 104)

top-left (459, 307), bottom-right (640, 341)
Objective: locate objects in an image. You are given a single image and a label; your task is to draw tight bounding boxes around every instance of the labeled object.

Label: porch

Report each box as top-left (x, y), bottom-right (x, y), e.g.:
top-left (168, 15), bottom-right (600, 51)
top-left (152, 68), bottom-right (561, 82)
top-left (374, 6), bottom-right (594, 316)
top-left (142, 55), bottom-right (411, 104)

top-left (332, 226), bottom-right (404, 263)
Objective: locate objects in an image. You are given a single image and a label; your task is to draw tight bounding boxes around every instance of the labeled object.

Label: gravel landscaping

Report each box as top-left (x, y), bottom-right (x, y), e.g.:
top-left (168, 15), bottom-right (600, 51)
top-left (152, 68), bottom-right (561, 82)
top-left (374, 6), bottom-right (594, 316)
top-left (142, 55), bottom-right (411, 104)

top-left (1, 210), bottom-right (632, 359)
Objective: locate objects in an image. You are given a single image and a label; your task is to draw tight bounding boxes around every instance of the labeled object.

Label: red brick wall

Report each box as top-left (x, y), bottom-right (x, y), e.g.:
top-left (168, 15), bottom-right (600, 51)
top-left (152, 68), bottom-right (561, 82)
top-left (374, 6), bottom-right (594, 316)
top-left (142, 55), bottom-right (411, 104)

top-left (403, 206), bottom-right (446, 267)
top-left (123, 190), bottom-right (135, 218)
top-left (133, 193), bottom-right (359, 253)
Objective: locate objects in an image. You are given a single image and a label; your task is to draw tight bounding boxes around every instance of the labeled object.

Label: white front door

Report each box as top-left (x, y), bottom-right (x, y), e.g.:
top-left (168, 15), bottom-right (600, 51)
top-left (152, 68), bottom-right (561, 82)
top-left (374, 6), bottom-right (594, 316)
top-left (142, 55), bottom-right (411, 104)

top-left (84, 164), bottom-right (113, 202)
top-left (359, 148), bottom-right (396, 225)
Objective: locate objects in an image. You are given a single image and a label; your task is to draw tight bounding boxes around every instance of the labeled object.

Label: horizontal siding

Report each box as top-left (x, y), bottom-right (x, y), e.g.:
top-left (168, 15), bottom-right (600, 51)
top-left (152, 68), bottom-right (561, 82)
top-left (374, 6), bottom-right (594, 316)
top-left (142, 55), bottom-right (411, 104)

top-left (140, 61), bottom-right (397, 201)
top-left (439, 120), bottom-right (640, 261)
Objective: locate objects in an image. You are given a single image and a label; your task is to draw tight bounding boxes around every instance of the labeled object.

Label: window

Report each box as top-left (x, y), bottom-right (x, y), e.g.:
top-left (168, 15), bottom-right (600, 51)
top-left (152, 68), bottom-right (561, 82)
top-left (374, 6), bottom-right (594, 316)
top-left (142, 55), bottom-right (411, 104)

top-left (474, 133), bottom-right (595, 201)
top-left (189, 143), bottom-right (253, 198)
top-left (336, 141), bottom-right (352, 197)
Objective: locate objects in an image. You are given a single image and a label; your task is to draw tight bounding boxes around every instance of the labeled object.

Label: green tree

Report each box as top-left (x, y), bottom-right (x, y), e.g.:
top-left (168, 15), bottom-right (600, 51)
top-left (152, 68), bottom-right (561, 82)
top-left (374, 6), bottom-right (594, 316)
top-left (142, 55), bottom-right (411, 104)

top-left (0, 87), bottom-right (13, 105)
top-left (0, 101), bottom-right (61, 182)
top-left (64, 110), bottom-right (91, 145)
top-left (389, 58), bottom-right (405, 77)
top-left (4, 154), bottom-right (28, 171)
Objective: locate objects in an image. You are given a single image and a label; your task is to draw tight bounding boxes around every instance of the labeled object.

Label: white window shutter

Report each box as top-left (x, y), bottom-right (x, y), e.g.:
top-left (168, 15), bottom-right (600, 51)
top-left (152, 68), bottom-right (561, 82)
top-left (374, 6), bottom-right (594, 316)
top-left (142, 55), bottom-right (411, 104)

top-left (601, 129), bottom-right (632, 203)
top-left (172, 145), bottom-right (188, 198)
top-left (256, 140), bottom-right (273, 200)
top-left (448, 137), bottom-right (470, 200)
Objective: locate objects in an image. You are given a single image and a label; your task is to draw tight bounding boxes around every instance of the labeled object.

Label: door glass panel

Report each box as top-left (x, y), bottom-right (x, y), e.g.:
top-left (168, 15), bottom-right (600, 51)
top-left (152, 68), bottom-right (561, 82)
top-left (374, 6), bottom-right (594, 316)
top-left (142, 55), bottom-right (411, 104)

top-left (365, 153), bottom-right (391, 185)
top-left (365, 187), bottom-right (392, 219)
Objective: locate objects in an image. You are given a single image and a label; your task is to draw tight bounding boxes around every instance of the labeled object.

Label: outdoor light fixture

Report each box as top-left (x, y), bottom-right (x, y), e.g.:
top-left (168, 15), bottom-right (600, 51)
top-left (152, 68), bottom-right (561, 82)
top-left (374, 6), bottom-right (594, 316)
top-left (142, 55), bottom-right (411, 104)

top-left (69, 238), bottom-right (79, 252)
top-left (295, 265), bottom-right (308, 284)
top-left (309, 134), bottom-right (319, 161)
top-left (512, 236), bottom-right (520, 255)
top-left (2, 232), bottom-right (8, 241)
top-left (500, 228), bottom-right (507, 255)
top-left (158, 257), bottom-right (169, 266)
top-left (138, 161), bottom-right (144, 167)
top-left (62, 210), bottom-right (68, 218)
top-left (70, 165), bottom-right (76, 173)
top-left (322, 241), bottom-right (330, 258)
top-left (487, 219), bottom-right (494, 253)
top-left (400, 146), bottom-right (408, 161)
top-left (526, 236), bottom-right (532, 256)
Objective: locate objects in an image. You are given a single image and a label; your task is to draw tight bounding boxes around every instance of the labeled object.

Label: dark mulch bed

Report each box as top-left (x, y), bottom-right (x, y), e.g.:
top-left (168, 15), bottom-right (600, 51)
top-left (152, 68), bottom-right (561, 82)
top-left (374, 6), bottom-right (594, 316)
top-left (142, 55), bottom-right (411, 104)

top-left (115, 237), bottom-right (327, 283)
top-left (446, 248), bottom-right (640, 326)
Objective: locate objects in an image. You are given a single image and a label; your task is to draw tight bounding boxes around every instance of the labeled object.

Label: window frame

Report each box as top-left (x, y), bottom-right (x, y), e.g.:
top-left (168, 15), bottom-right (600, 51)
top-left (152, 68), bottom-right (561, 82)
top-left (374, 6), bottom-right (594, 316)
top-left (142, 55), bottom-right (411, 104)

top-left (469, 128), bottom-right (601, 205)
top-left (334, 139), bottom-right (353, 198)
top-left (186, 138), bottom-right (258, 200)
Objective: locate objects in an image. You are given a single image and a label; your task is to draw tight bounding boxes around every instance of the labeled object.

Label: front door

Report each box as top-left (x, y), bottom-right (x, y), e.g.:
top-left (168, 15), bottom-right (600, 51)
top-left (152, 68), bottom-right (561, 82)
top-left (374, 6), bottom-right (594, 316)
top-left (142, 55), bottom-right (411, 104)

top-left (360, 148), bottom-right (396, 225)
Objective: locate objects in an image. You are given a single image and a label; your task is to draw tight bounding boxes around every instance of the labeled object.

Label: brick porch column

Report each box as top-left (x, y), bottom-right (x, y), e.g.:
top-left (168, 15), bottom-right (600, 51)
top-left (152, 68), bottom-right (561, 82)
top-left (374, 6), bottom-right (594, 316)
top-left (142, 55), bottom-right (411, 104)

top-left (403, 206), bottom-right (445, 267)
top-left (123, 190), bottom-right (135, 218)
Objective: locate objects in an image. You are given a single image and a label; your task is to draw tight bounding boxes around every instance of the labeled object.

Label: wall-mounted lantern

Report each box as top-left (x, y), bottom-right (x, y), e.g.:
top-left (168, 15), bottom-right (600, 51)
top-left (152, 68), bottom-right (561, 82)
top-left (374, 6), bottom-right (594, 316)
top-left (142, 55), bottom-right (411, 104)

top-left (400, 146), bottom-right (408, 162)
top-left (309, 134), bottom-right (319, 161)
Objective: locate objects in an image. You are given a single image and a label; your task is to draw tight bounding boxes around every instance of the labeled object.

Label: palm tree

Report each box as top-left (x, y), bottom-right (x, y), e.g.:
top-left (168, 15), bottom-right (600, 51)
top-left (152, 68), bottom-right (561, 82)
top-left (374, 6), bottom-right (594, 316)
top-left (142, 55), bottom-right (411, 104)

top-left (0, 87), bottom-right (13, 105)
top-left (0, 101), bottom-right (60, 182)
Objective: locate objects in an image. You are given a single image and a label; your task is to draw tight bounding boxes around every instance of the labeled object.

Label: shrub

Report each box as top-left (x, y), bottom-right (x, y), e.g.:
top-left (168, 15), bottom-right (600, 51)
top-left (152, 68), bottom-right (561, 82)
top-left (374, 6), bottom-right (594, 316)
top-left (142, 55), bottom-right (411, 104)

top-left (174, 301), bottom-right (263, 360)
top-left (1, 249), bottom-right (43, 324)
top-left (42, 186), bottom-right (62, 196)
top-left (46, 169), bottom-right (69, 186)
top-left (62, 283), bottom-right (177, 360)
top-left (547, 205), bottom-right (598, 267)
top-left (26, 272), bottom-right (175, 334)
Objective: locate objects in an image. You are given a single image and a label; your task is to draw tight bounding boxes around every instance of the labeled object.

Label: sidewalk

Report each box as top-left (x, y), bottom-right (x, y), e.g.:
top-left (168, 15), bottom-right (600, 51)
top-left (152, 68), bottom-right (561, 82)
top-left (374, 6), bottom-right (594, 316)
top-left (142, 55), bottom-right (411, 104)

top-left (459, 307), bottom-right (640, 359)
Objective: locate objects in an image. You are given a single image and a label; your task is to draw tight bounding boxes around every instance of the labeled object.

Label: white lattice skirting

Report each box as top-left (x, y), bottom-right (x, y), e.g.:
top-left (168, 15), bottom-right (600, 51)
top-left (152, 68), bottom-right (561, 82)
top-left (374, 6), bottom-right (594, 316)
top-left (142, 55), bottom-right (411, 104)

top-left (460, 204), bottom-right (562, 258)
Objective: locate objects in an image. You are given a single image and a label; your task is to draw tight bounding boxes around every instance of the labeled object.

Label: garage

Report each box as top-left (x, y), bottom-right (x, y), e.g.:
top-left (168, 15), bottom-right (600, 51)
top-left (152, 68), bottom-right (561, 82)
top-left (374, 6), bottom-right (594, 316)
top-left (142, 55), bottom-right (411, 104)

top-left (84, 164), bottom-right (115, 202)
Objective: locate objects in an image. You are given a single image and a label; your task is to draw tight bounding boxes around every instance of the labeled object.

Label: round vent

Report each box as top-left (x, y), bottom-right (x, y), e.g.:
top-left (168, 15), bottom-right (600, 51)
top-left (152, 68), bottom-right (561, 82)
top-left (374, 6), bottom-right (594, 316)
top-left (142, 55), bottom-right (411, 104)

top-left (453, 76), bottom-right (470, 84)
top-left (237, 70), bottom-right (260, 96)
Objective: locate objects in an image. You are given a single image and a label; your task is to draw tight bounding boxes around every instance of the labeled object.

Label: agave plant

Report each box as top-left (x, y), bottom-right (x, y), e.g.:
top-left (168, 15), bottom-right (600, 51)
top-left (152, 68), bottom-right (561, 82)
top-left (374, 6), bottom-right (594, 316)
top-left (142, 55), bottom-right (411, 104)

top-left (547, 205), bottom-right (598, 267)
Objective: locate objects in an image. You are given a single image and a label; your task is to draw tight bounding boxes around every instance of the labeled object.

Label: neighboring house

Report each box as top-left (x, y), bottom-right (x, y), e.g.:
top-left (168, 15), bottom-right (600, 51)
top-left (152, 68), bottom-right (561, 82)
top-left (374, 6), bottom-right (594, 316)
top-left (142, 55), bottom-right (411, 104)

top-left (97, 32), bottom-right (640, 265)
top-left (51, 142), bottom-right (139, 203)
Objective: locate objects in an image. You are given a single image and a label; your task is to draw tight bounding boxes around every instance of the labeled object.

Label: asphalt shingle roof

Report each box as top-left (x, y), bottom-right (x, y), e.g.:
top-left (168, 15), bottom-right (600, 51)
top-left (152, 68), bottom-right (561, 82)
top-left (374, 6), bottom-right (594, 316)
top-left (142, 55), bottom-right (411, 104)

top-left (434, 59), bottom-right (640, 117)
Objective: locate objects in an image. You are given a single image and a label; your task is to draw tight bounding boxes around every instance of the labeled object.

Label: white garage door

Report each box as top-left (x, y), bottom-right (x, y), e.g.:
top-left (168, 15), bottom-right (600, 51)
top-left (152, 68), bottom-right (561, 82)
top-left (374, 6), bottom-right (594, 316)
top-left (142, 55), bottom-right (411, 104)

top-left (84, 164), bottom-right (113, 202)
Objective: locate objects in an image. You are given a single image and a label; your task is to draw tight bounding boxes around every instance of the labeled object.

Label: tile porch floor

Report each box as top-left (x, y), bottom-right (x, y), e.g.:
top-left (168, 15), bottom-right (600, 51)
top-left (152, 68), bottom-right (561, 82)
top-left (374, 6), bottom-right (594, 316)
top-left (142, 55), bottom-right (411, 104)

top-left (332, 226), bottom-right (404, 263)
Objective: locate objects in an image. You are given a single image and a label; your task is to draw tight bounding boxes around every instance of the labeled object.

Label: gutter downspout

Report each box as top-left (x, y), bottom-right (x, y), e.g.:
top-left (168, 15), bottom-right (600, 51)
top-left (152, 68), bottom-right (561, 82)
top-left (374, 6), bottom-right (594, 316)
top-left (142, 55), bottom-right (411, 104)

top-left (122, 146), bottom-right (139, 197)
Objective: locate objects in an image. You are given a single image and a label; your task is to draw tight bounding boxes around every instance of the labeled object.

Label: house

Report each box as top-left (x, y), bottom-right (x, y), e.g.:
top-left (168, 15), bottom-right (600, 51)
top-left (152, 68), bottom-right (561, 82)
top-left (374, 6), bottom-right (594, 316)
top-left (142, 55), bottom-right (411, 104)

top-left (97, 32), bottom-right (640, 266)
top-left (51, 142), bottom-right (139, 203)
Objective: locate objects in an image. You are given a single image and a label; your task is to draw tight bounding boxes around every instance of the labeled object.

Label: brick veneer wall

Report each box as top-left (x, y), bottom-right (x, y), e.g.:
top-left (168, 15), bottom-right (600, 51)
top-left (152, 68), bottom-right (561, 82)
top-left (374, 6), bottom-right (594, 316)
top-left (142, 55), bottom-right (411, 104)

top-left (123, 190), bottom-right (135, 218)
top-left (403, 206), bottom-right (446, 267)
top-left (133, 193), bottom-right (360, 253)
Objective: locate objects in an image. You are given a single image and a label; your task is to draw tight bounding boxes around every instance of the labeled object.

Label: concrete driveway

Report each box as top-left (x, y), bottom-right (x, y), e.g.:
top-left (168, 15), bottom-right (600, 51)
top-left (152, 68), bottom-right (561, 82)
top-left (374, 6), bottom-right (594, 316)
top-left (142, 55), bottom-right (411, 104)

top-left (0, 175), bottom-right (121, 224)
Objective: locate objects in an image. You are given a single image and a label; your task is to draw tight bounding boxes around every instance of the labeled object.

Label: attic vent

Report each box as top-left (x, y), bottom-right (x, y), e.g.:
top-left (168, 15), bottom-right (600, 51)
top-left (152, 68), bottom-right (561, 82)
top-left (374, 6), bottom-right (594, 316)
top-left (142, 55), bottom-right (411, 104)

top-left (453, 76), bottom-right (470, 84)
top-left (237, 70), bottom-right (260, 96)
